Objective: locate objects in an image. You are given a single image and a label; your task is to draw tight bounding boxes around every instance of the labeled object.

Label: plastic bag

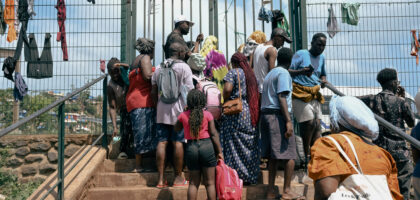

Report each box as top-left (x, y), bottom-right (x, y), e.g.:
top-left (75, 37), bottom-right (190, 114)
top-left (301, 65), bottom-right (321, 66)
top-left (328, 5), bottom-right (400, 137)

top-left (216, 160), bottom-right (243, 200)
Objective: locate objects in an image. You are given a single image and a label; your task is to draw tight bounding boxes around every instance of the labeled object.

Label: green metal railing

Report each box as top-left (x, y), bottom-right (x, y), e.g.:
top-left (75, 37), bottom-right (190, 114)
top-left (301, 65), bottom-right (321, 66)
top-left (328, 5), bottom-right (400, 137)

top-left (0, 74), bottom-right (109, 200)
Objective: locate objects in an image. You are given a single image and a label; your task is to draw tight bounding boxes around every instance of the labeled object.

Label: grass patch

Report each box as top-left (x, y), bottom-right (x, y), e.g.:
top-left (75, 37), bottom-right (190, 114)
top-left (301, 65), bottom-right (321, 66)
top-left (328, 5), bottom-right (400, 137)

top-left (0, 148), bottom-right (43, 200)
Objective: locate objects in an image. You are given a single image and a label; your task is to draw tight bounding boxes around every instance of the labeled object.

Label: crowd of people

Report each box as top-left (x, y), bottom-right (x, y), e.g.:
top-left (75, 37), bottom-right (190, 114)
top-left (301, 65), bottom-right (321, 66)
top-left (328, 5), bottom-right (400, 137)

top-left (106, 15), bottom-right (420, 200)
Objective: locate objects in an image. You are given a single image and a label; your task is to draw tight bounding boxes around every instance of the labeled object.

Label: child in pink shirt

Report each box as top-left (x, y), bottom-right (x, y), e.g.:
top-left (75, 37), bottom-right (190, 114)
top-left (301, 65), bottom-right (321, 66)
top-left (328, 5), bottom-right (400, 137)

top-left (174, 89), bottom-right (223, 200)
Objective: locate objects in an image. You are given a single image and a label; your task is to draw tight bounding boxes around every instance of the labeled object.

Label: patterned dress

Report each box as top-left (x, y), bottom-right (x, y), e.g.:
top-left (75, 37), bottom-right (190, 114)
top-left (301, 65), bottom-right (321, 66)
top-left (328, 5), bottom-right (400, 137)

top-left (220, 68), bottom-right (260, 184)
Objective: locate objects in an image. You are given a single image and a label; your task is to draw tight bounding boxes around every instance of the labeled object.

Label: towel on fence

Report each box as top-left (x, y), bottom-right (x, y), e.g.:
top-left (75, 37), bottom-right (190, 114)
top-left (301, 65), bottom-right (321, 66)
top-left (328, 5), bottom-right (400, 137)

top-left (0, 0), bottom-right (7, 35)
top-left (4, 0), bottom-right (17, 42)
top-left (341, 3), bottom-right (360, 26)
top-left (258, 6), bottom-right (273, 23)
top-left (411, 30), bottom-right (420, 65)
top-left (327, 4), bottom-right (339, 38)
top-left (14, 72), bottom-right (28, 101)
top-left (292, 82), bottom-right (325, 104)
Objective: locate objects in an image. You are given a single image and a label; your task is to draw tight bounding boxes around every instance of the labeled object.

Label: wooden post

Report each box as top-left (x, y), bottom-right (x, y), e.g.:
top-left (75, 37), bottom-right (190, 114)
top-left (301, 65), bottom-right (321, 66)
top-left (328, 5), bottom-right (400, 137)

top-left (13, 61), bottom-right (20, 124)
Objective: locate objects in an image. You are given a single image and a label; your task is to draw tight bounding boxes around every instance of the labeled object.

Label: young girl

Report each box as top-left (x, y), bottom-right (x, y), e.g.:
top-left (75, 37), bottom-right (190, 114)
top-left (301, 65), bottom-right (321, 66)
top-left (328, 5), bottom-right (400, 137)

top-left (174, 89), bottom-right (223, 200)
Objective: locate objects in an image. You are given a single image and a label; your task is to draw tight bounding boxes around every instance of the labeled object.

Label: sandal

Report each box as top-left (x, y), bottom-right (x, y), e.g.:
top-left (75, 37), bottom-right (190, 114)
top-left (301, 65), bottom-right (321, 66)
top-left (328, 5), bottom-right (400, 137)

top-left (172, 179), bottom-right (189, 187)
top-left (156, 181), bottom-right (168, 189)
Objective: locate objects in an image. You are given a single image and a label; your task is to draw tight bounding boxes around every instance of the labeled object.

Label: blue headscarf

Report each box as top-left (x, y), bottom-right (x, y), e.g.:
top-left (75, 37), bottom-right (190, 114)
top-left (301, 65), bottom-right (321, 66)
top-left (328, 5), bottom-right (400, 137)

top-left (329, 96), bottom-right (379, 140)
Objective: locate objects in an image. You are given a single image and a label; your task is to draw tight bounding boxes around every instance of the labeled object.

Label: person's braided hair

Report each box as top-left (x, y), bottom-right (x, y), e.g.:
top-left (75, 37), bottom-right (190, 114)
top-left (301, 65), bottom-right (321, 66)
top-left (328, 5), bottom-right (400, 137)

top-left (187, 89), bottom-right (207, 139)
top-left (231, 52), bottom-right (260, 127)
top-left (135, 38), bottom-right (155, 54)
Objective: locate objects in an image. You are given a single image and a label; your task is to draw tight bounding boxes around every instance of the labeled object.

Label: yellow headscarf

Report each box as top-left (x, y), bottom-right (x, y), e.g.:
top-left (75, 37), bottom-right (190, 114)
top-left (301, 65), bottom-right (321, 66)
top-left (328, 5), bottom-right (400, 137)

top-left (200, 36), bottom-right (219, 57)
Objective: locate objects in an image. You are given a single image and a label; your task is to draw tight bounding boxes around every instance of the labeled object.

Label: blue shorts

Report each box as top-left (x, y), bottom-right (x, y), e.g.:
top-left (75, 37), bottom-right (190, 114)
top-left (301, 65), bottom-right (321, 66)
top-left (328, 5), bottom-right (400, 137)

top-left (156, 123), bottom-right (185, 143)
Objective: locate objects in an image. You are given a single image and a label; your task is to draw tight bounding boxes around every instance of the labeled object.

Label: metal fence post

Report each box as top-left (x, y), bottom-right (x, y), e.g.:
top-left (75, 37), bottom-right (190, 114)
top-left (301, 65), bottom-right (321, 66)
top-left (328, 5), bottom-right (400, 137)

top-left (102, 75), bottom-right (108, 149)
top-left (57, 103), bottom-right (65, 200)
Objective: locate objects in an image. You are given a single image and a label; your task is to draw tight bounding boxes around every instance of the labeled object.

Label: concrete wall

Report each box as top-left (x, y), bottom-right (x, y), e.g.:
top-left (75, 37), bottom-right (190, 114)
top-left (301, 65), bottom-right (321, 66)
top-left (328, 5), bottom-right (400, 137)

top-left (0, 134), bottom-right (101, 183)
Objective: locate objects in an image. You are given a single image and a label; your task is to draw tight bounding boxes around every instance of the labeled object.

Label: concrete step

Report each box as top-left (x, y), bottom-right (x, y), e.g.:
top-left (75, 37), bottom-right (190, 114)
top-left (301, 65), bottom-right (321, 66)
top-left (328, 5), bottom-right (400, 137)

top-left (85, 183), bottom-right (311, 200)
top-left (100, 159), bottom-right (313, 185)
top-left (93, 170), bottom-right (312, 188)
top-left (100, 158), bottom-right (158, 173)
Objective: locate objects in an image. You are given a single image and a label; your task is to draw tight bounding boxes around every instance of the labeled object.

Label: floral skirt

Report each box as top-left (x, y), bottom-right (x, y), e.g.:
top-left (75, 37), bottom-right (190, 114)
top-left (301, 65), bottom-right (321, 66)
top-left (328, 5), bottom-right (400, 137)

top-left (219, 101), bottom-right (260, 184)
top-left (130, 107), bottom-right (157, 154)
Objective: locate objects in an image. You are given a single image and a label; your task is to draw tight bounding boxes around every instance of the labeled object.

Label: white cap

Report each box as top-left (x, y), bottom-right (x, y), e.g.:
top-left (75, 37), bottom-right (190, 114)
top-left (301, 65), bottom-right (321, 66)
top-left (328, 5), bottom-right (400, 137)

top-left (174, 15), bottom-right (194, 26)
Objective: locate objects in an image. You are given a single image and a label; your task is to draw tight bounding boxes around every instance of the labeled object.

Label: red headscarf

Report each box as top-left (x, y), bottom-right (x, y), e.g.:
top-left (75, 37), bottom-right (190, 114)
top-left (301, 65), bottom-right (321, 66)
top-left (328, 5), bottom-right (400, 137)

top-left (231, 52), bottom-right (260, 127)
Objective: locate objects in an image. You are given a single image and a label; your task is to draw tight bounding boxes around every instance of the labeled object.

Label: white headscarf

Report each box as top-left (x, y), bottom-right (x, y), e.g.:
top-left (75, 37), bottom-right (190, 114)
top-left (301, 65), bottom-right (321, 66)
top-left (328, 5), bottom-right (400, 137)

top-left (329, 96), bottom-right (379, 140)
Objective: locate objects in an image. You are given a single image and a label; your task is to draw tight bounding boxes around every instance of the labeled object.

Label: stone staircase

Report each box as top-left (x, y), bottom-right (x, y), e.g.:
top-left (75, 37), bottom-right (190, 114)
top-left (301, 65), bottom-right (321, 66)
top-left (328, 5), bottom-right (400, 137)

top-left (79, 159), bottom-right (314, 200)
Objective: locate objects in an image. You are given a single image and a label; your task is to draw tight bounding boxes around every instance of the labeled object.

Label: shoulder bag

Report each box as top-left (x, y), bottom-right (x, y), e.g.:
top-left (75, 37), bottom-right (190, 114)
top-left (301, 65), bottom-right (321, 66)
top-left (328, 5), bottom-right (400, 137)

top-left (222, 69), bottom-right (243, 115)
top-left (326, 135), bottom-right (393, 200)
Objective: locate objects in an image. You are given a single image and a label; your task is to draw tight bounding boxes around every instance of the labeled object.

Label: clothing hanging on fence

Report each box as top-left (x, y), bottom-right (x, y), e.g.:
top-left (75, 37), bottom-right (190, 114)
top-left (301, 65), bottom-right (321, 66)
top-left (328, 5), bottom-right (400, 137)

top-left (341, 3), bottom-right (360, 26)
top-left (327, 4), bottom-right (339, 38)
top-left (258, 6), bottom-right (273, 23)
top-left (13, 0), bottom-right (30, 62)
top-left (13, 72), bottom-right (28, 101)
top-left (14, 0), bottom-right (19, 34)
top-left (411, 30), bottom-right (420, 65)
top-left (25, 33), bottom-right (54, 79)
top-left (4, 0), bottom-right (17, 42)
top-left (0, 0), bottom-right (7, 35)
top-left (56, 0), bottom-right (68, 61)
top-left (3, 0), bottom-right (31, 82)
top-left (27, 0), bottom-right (36, 18)
top-left (2, 57), bottom-right (16, 81)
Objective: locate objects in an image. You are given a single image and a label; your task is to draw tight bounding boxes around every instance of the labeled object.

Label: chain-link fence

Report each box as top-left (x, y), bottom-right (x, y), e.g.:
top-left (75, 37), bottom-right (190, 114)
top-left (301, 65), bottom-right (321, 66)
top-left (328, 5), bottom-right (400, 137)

top-left (0, 0), bottom-right (122, 134)
top-left (306, 1), bottom-right (420, 115)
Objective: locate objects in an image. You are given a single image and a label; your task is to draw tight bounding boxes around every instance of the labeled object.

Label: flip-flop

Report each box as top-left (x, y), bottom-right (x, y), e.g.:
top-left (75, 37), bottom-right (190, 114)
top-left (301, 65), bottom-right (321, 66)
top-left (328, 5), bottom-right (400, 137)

top-left (172, 179), bottom-right (189, 187)
top-left (156, 181), bottom-right (168, 189)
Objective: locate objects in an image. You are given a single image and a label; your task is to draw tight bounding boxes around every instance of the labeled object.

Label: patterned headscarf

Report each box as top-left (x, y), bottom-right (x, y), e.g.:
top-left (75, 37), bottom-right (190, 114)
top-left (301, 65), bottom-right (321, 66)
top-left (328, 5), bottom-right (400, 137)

top-left (200, 36), bottom-right (219, 57)
top-left (231, 52), bottom-right (260, 127)
top-left (329, 96), bottom-right (379, 140)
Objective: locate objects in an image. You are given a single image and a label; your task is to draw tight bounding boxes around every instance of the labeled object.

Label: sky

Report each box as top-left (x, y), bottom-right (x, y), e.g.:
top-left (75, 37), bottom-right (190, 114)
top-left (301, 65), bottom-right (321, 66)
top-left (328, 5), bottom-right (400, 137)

top-left (0, 0), bottom-right (420, 98)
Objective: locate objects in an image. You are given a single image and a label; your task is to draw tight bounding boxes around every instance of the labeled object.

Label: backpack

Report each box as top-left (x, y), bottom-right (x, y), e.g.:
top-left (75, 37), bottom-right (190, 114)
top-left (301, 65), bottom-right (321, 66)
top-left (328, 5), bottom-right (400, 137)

top-left (193, 75), bottom-right (221, 120)
top-left (198, 80), bottom-right (221, 120)
top-left (216, 159), bottom-right (243, 200)
top-left (158, 60), bottom-right (182, 104)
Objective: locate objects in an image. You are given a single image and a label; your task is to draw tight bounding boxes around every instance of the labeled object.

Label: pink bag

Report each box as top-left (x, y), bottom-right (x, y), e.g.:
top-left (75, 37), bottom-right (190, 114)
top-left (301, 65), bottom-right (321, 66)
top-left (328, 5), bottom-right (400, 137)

top-left (216, 160), bottom-right (243, 200)
top-left (197, 80), bottom-right (221, 120)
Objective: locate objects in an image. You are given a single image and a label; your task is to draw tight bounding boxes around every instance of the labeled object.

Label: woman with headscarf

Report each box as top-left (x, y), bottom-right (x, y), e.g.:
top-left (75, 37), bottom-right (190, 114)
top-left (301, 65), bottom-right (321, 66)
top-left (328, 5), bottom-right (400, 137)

top-left (126, 38), bottom-right (158, 172)
top-left (308, 96), bottom-right (402, 200)
top-left (219, 52), bottom-right (260, 185)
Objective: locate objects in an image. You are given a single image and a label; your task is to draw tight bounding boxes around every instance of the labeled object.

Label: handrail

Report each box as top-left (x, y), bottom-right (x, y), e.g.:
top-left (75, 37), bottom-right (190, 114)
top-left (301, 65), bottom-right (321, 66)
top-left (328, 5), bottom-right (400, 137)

top-left (324, 82), bottom-right (420, 150)
top-left (0, 74), bottom-right (108, 138)
top-left (39, 132), bottom-right (105, 200)
top-left (0, 74), bottom-right (109, 200)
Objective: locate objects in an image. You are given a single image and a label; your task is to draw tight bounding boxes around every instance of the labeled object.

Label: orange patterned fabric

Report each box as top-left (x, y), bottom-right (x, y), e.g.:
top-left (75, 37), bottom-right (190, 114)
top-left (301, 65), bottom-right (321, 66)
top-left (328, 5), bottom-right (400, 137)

top-left (4, 0), bottom-right (16, 42)
top-left (308, 131), bottom-right (403, 200)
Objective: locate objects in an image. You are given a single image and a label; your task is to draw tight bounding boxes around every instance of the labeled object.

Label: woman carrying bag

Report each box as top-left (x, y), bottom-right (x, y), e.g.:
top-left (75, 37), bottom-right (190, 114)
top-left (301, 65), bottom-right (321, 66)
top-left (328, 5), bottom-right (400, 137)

top-left (219, 52), bottom-right (260, 185)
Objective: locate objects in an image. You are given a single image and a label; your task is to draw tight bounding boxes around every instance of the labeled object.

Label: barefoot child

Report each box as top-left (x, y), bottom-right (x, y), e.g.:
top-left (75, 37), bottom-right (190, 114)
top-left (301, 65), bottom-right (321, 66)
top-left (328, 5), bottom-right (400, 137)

top-left (174, 89), bottom-right (223, 200)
